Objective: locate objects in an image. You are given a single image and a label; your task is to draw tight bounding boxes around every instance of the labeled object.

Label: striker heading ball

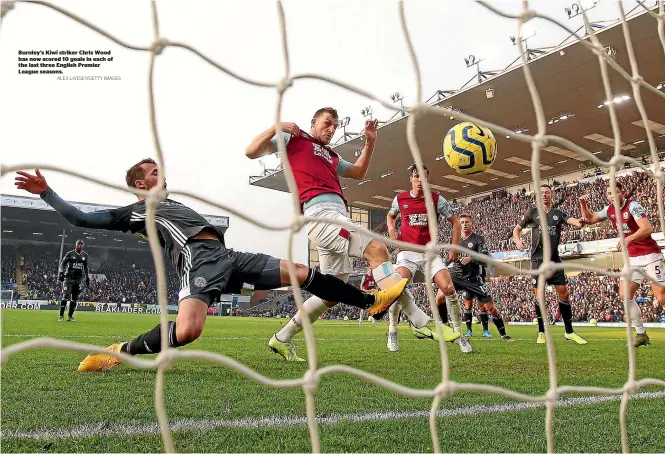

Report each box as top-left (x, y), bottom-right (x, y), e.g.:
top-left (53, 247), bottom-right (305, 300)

top-left (443, 122), bottom-right (497, 175)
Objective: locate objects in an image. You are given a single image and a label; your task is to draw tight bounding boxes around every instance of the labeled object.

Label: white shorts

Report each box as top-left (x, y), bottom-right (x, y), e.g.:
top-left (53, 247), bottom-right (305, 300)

top-left (627, 252), bottom-right (665, 285)
top-left (304, 202), bottom-right (373, 276)
top-left (395, 250), bottom-right (447, 282)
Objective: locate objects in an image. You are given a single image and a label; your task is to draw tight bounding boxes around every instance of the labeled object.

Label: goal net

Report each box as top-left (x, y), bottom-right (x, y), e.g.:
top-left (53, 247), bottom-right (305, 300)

top-left (1, 1), bottom-right (665, 453)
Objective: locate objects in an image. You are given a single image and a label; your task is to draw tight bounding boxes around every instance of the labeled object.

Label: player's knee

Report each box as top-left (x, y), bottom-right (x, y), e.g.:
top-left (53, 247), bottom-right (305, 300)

top-left (364, 239), bottom-right (389, 262)
top-left (291, 263), bottom-right (310, 284)
top-left (440, 283), bottom-right (455, 296)
top-left (176, 322), bottom-right (203, 345)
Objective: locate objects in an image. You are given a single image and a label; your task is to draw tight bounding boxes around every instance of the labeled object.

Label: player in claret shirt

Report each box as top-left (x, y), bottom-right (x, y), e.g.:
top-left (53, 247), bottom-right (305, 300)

top-left (15, 161), bottom-right (406, 370)
top-left (386, 164), bottom-right (466, 353)
top-left (580, 182), bottom-right (665, 347)
top-left (248, 108), bottom-right (440, 361)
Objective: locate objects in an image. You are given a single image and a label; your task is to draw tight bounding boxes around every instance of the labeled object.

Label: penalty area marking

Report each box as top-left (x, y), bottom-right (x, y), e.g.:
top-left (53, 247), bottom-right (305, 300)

top-left (1, 391), bottom-right (664, 440)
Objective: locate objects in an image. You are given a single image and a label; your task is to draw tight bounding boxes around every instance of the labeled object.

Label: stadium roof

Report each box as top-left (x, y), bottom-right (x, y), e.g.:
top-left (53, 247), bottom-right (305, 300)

top-left (1, 194), bottom-right (229, 248)
top-left (250, 7), bottom-right (665, 209)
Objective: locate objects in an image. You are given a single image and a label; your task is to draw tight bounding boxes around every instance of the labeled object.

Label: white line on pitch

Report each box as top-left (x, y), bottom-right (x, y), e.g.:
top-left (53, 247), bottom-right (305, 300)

top-left (0, 334), bottom-right (630, 342)
top-left (1, 391), bottom-right (664, 440)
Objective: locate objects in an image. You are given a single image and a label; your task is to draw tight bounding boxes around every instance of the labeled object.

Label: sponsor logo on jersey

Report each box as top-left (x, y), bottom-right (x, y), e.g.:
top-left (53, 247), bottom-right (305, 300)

top-left (312, 143), bottom-right (333, 164)
top-left (407, 213), bottom-right (428, 227)
top-left (403, 204), bottom-right (409, 209)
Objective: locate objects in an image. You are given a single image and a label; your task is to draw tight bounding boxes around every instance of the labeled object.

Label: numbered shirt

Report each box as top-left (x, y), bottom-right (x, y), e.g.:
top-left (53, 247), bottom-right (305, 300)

top-left (596, 199), bottom-right (661, 257)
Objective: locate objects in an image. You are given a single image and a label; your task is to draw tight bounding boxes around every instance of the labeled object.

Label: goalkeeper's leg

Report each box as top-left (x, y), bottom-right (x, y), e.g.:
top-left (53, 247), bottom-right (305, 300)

top-left (78, 296), bottom-right (209, 372)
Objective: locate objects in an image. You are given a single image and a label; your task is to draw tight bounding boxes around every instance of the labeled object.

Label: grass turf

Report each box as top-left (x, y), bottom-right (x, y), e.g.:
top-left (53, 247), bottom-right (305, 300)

top-left (1, 309), bottom-right (664, 452)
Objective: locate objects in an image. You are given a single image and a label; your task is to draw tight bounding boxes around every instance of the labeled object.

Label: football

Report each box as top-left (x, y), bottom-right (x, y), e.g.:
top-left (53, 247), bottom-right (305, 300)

top-left (443, 121), bottom-right (497, 175)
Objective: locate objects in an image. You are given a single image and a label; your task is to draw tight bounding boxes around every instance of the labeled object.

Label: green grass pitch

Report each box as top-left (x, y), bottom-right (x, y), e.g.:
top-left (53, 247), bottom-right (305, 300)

top-left (1, 309), bottom-right (664, 453)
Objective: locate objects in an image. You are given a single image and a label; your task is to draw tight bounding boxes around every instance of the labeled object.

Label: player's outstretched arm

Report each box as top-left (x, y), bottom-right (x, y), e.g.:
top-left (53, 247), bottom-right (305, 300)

top-left (566, 218), bottom-right (586, 228)
top-left (245, 123), bottom-right (300, 159)
top-left (579, 196), bottom-right (603, 225)
top-left (342, 120), bottom-right (378, 180)
top-left (15, 170), bottom-right (118, 229)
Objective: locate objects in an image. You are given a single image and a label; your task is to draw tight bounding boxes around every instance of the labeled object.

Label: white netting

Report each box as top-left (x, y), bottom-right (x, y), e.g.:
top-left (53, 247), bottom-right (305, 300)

top-left (2, 1), bottom-right (665, 452)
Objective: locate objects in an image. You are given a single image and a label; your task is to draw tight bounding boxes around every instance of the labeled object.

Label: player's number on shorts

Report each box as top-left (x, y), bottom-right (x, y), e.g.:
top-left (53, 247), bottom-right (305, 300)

top-left (656, 265), bottom-right (661, 276)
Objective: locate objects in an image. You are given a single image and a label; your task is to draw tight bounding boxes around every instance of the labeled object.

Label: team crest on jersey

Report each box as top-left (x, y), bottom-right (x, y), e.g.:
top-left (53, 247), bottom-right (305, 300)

top-left (312, 143), bottom-right (333, 164)
top-left (468, 242), bottom-right (473, 248)
top-left (194, 277), bottom-right (207, 288)
top-left (623, 212), bottom-right (629, 220)
top-left (403, 204), bottom-right (409, 209)
top-left (82, 257), bottom-right (86, 261)
top-left (553, 215), bottom-right (558, 221)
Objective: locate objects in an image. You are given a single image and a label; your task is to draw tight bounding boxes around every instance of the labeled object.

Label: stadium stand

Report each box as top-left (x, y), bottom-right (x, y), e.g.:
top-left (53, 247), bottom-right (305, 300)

top-left (3, 163), bottom-right (664, 324)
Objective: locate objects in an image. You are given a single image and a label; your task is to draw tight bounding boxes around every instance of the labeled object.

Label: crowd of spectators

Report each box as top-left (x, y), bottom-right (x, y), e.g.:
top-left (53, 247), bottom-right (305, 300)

top-left (5, 244), bottom-right (180, 304)
top-left (247, 271), bottom-right (664, 324)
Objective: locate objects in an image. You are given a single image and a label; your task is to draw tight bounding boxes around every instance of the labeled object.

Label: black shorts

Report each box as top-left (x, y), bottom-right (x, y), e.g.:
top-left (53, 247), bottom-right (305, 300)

top-left (531, 260), bottom-right (567, 288)
top-left (178, 239), bottom-right (282, 306)
top-left (62, 280), bottom-right (81, 301)
top-left (451, 275), bottom-right (492, 304)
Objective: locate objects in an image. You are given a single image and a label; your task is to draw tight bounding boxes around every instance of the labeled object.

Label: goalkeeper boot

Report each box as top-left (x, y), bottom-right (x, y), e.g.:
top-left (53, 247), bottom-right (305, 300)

top-left (367, 278), bottom-right (409, 320)
top-left (268, 334), bottom-right (306, 362)
top-left (536, 332), bottom-right (546, 344)
top-left (387, 331), bottom-right (399, 352)
top-left (412, 320), bottom-right (460, 343)
top-left (482, 330), bottom-right (493, 338)
top-left (564, 332), bottom-right (588, 345)
top-left (634, 332), bottom-right (650, 348)
top-left (501, 335), bottom-right (515, 343)
top-left (77, 342), bottom-right (126, 372)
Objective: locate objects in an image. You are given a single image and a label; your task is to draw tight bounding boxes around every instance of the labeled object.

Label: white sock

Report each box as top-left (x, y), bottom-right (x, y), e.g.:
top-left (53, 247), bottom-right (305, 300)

top-left (277, 296), bottom-right (328, 343)
top-left (445, 293), bottom-right (462, 332)
top-left (627, 299), bottom-right (646, 335)
top-left (398, 288), bottom-right (430, 328)
top-left (388, 301), bottom-right (401, 334)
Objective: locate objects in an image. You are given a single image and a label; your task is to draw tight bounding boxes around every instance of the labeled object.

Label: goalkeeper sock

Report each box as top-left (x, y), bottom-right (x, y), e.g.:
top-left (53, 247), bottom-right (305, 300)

top-left (558, 300), bottom-right (574, 334)
top-left (627, 299), bottom-right (646, 335)
top-left (123, 321), bottom-right (187, 355)
top-left (59, 300), bottom-right (68, 318)
top-left (301, 269), bottom-right (374, 310)
top-left (67, 301), bottom-right (77, 318)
